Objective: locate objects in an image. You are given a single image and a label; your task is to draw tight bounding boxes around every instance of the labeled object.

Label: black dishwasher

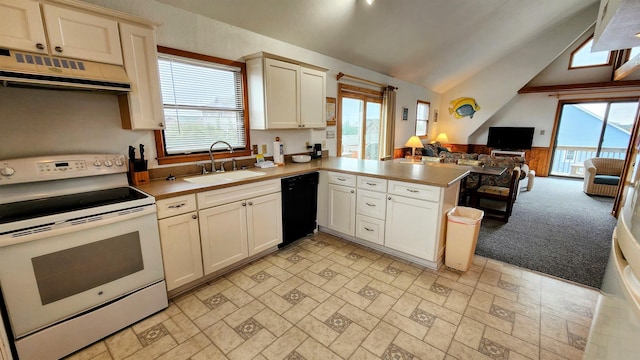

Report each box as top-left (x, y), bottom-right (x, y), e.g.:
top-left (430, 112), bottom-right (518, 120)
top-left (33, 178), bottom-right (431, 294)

top-left (280, 172), bottom-right (319, 247)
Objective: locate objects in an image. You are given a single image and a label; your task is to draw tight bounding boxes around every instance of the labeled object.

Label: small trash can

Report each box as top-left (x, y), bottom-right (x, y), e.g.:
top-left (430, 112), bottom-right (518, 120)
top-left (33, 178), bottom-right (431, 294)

top-left (445, 206), bottom-right (484, 271)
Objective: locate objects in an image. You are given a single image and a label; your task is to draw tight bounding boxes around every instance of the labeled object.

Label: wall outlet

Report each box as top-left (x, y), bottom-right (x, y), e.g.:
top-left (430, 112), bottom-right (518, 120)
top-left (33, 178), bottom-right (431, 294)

top-left (252, 144), bottom-right (258, 154)
top-left (305, 141), bottom-right (310, 147)
top-left (322, 140), bottom-right (326, 148)
top-left (540, 130), bottom-right (545, 135)
top-left (261, 144), bottom-right (267, 154)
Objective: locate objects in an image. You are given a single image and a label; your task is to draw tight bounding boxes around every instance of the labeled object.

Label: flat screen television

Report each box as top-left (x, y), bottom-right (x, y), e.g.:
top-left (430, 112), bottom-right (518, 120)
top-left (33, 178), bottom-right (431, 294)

top-left (487, 127), bottom-right (534, 150)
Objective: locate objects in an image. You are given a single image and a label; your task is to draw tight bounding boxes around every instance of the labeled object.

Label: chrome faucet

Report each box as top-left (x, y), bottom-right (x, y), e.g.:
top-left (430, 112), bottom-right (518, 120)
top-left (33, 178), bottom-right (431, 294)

top-left (209, 141), bottom-right (234, 172)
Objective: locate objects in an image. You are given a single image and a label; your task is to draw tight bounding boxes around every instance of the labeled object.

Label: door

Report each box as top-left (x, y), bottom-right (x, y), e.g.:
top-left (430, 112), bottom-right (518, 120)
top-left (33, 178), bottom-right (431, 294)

top-left (338, 84), bottom-right (383, 159)
top-left (264, 58), bottom-right (299, 128)
top-left (247, 192), bottom-right (282, 255)
top-left (327, 183), bottom-right (356, 236)
top-left (158, 212), bottom-right (203, 291)
top-left (385, 195), bottom-right (438, 261)
top-left (0, 0), bottom-right (47, 53)
top-left (300, 66), bottom-right (326, 128)
top-left (41, 4), bottom-right (122, 64)
top-left (199, 201), bottom-right (248, 275)
top-left (551, 100), bottom-right (639, 177)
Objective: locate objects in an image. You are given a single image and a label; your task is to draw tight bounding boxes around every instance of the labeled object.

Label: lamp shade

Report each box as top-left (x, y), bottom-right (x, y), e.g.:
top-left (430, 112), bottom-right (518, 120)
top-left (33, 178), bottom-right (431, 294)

top-left (404, 136), bottom-right (424, 149)
top-left (434, 133), bottom-right (449, 143)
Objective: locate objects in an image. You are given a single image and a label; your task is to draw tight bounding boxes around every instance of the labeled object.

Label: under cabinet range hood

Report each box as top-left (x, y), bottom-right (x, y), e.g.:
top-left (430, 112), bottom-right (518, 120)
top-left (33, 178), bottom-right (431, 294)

top-left (0, 48), bottom-right (131, 92)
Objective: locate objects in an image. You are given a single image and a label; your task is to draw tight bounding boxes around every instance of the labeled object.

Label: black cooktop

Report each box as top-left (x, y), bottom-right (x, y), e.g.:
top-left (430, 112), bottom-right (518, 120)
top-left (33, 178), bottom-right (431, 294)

top-left (0, 187), bottom-right (149, 225)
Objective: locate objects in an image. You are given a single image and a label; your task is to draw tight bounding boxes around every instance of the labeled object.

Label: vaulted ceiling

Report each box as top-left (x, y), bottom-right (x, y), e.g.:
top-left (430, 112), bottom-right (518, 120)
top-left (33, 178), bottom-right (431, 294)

top-left (155, 0), bottom-right (599, 93)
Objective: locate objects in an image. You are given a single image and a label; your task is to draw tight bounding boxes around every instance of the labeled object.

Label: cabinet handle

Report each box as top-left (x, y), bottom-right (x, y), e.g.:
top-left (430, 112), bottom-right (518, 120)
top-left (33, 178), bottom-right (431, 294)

top-left (350, 190), bottom-right (355, 193)
top-left (337, 177), bottom-right (346, 181)
top-left (191, 214), bottom-right (197, 219)
top-left (158, 123), bottom-right (164, 128)
top-left (248, 201), bottom-right (253, 206)
top-left (168, 203), bottom-right (185, 208)
top-left (406, 188), bottom-right (419, 193)
top-left (366, 182), bottom-right (377, 186)
top-left (35, 43), bottom-right (45, 50)
top-left (54, 46), bottom-right (63, 53)
top-left (364, 227), bottom-right (374, 232)
top-left (242, 202), bottom-right (246, 206)
top-left (388, 196), bottom-right (392, 200)
top-left (365, 202), bottom-right (375, 207)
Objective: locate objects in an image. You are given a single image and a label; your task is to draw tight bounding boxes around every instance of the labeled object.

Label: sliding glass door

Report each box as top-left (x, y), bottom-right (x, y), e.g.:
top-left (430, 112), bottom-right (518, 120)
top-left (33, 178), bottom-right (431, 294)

top-left (551, 100), bottom-right (638, 177)
top-left (338, 85), bottom-right (382, 160)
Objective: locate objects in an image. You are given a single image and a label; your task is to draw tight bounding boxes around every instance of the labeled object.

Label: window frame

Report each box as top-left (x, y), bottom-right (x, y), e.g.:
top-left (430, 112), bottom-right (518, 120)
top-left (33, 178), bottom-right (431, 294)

top-left (154, 46), bottom-right (251, 165)
top-left (415, 100), bottom-right (430, 138)
top-left (568, 35), bottom-right (612, 70)
top-left (336, 83), bottom-right (383, 159)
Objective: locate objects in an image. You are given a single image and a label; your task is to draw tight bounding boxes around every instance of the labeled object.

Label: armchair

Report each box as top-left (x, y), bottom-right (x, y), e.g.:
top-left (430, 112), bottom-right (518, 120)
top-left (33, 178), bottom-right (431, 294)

top-left (583, 158), bottom-right (624, 197)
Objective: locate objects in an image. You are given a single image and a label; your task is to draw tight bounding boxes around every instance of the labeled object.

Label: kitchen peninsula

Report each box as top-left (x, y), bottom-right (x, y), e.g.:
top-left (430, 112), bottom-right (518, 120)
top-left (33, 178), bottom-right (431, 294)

top-left (136, 157), bottom-right (469, 296)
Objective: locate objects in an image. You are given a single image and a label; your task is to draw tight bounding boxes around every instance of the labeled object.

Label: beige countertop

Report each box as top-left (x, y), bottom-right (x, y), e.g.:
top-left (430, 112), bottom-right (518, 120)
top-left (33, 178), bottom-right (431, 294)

top-left (136, 157), bottom-right (470, 200)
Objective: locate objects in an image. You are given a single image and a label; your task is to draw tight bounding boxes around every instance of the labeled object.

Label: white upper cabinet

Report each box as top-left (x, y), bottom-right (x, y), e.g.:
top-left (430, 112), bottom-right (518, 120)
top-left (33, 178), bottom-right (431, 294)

top-left (42, 4), bottom-right (122, 65)
top-left (246, 53), bottom-right (327, 129)
top-left (0, 0), bottom-right (47, 53)
top-left (0, 0), bottom-right (123, 65)
top-left (118, 22), bottom-right (165, 130)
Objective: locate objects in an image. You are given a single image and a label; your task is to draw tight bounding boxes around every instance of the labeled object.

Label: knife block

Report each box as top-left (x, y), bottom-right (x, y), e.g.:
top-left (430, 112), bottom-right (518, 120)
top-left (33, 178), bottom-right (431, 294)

top-left (129, 160), bottom-right (149, 186)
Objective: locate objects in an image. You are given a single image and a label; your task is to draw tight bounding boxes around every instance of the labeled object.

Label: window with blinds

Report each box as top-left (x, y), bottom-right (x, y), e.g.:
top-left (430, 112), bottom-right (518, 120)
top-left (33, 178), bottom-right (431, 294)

top-left (415, 100), bottom-right (430, 137)
top-left (158, 53), bottom-right (246, 155)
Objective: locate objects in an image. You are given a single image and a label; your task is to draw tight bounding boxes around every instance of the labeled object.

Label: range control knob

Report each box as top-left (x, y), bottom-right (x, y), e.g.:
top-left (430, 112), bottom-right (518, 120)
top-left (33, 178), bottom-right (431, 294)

top-left (0, 166), bottom-right (15, 176)
top-left (114, 158), bottom-right (124, 167)
top-left (93, 160), bottom-right (102, 167)
top-left (104, 159), bottom-right (113, 167)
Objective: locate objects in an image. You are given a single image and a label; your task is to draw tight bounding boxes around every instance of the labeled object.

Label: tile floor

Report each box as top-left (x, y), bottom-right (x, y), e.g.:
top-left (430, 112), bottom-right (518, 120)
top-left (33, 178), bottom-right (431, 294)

top-left (65, 232), bottom-right (599, 360)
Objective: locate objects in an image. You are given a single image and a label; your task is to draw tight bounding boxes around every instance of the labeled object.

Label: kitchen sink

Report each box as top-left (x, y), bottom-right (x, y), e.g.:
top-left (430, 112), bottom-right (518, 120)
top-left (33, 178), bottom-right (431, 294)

top-left (184, 170), bottom-right (266, 185)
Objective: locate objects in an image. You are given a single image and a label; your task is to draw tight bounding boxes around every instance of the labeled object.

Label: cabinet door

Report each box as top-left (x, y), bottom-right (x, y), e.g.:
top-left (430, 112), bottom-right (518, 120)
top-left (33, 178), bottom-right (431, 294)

top-left (158, 212), bottom-right (203, 291)
top-left (327, 184), bottom-right (356, 236)
top-left (199, 201), bottom-right (249, 275)
top-left (247, 192), bottom-right (282, 255)
top-left (385, 195), bottom-right (439, 261)
top-left (42, 4), bottom-right (123, 65)
top-left (118, 22), bottom-right (165, 130)
top-left (300, 66), bottom-right (326, 128)
top-left (264, 58), bottom-right (299, 128)
top-left (0, 0), bottom-right (47, 53)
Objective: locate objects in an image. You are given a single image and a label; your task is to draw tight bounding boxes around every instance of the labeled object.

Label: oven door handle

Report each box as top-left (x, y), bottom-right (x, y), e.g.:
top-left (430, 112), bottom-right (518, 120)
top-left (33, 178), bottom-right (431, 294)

top-left (0, 206), bottom-right (157, 247)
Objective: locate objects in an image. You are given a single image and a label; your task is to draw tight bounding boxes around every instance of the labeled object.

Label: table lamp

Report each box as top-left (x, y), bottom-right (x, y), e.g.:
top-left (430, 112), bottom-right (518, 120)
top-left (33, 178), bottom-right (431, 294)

top-left (402, 136), bottom-right (424, 164)
top-left (434, 132), bottom-right (449, 144)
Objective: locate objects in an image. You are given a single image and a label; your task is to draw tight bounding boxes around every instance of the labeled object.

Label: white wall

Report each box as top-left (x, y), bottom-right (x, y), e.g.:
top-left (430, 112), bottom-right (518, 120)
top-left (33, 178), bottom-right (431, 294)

top-left (0, 0), bottom-right (437, 166)
top-left (435, 3), bottom-right (599, 145)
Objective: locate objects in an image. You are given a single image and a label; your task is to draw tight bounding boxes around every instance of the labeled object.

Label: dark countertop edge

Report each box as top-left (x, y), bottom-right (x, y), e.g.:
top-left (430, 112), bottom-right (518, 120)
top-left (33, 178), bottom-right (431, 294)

top-left (136, 159), bottom-right (470, 200)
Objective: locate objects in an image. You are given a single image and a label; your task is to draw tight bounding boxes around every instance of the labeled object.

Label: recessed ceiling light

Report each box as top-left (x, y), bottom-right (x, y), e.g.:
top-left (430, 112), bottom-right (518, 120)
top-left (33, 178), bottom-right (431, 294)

top-left (366, 0), bottom-right (374, 4)
top-left (636, 32), bottom-right (640, 38)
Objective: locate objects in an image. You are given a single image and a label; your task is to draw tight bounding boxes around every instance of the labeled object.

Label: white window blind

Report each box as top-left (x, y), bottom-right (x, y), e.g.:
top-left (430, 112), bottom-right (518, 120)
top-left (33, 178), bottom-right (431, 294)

top-left (416, 101), bottom-right (429, 137)
top-left (158, 54), bottom-right (246, 155)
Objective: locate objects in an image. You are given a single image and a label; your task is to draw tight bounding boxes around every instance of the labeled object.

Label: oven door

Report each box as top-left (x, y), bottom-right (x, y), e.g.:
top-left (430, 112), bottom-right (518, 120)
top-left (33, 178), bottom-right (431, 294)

top-left (0, 206), bottom-right (164, 338)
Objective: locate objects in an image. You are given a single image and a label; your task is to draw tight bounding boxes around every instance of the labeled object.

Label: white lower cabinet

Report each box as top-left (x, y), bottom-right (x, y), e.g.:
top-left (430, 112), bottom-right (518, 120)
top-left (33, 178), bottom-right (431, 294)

top-left (158, 211), bottom-right (203, 291)
top-left (355, 214), bottom-right (385, 245)
top-left (327, 183), bottom-right (356, 236)
top-left (385, 194), bottom-right (439, 261)
top-left (199, 201), bottom-right (249, 275)
top-left (156, 179), bottom-right (282, 292)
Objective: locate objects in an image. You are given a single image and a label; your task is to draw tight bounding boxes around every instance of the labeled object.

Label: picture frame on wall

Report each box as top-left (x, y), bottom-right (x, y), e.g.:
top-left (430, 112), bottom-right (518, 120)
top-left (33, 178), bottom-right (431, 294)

top-left (402, 107), bottom-right (408, 121)
top-left (326, 97), bottom-right (336, 126)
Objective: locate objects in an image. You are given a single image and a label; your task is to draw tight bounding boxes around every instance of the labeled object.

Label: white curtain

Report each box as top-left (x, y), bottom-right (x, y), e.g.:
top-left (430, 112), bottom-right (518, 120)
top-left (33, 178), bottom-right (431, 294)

top-left (379, 86), bottom-right (397, 160)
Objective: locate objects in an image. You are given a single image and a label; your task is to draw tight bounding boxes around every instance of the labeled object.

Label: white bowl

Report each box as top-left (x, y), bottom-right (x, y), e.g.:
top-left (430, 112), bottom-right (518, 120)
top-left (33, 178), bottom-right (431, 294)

top-left (292, 155), bottom-right (311, 163)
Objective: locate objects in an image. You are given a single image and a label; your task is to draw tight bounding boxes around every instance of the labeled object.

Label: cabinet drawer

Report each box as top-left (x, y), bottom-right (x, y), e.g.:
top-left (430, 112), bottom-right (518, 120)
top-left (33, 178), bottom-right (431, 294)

top-left (355, 215), bottom-right (384, 245)
top-left (328, 172), bottom-right (356, 187)
top-left (356, 189), bottom-right (386, 220)
top-left (156, 194), bottom-right (197, 219)
top-left (357, 176), bottom-right (387, 192)
top-left (387, 180), bottom-right (441, 202)
top-left (197, 179), bottom-right (281, 209)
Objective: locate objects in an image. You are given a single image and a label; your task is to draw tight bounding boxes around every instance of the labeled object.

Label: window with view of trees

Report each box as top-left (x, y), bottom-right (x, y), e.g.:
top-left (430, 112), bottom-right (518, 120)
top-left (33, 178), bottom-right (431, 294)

top-left (415, 100), bottom-right (430, 137)
top-left (154, 47), bottom-right (250, 164)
